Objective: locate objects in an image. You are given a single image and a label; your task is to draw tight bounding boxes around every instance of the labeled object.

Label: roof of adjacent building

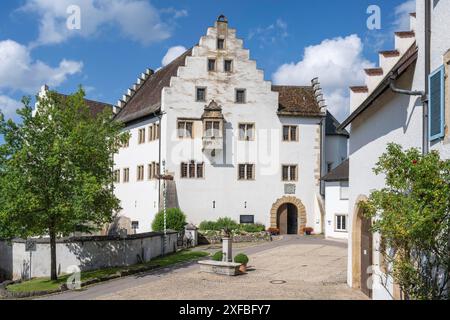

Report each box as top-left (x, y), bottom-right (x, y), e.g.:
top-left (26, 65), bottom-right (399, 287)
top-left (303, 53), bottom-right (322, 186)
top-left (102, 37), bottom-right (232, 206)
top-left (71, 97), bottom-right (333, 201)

top-left (114, 48), bottom-right (193, 124)
top-left (272, 85), bottom-right (323, 117)
top-left (325, 111), bottom-right (349, 137)
top-left (338, 43), bottom-right (418, 130)
top-left (53, 92), bottom-right (113, 118)
top-left (321, 159), bottom-right (349, 182)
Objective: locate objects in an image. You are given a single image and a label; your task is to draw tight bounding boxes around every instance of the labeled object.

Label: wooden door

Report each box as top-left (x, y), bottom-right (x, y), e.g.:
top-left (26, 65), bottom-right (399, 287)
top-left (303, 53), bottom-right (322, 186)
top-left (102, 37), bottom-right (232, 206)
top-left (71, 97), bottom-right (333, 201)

top-left (360, 216), bottom-right (373, 298)
top-left (277, 204), bottom-right (288, 235)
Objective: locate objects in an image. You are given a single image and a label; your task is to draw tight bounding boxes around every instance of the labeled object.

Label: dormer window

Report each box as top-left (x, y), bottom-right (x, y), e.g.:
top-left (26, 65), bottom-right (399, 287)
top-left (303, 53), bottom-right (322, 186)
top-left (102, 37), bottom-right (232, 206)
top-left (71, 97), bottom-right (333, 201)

top-left (217, 38), bottom-right (225, 50)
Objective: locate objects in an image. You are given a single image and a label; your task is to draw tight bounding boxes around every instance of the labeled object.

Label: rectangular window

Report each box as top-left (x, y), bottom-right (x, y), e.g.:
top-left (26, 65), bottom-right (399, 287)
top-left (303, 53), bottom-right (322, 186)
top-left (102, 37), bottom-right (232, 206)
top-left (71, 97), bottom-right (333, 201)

top-left (148, 163), bottom-right (153, 180)
top-left (224, 60), bottom-right (232, 72)
top-left (137, 165), bottom-right (144, 181)
top-left (429, 65), bottom-right (445, 141)
top-left (239, 123), bottom-right (254, 141)
top-left (178, 121), bottom-right (193, 139)
top-left (138, 128), bottom-right (146, 144)
top-left (282, 165), bottom-right (298, 182)
top-left (148, 125), bottom-right (154, 142)
top-left (208, 59), bottom-right (216, 72)
top-left (235, 89), bottom-right (246, 103)
top-left (196, 163), bottom-right (204, 178)
top-left (340, 181), bottom-right (349, 200)
top-left (155, 123), bottom-right (159, 140)
top-left (217, 38), bottom-right (224, 50)
top-left (335, 215), bottom-right (347, 232)
top-left (123, 168), bottom-right (130, 183)
top-left (122, 134), bottom-right (130, 148)
top-left (238, 164), bottom-right (255, 181)
top-left (181, 163), bottom-right (188, 178)
top-left (196, 87), bottom-right (206, 102)
top-left (113, 170), bottom-right (120, 183)
top-left (205, 121), bottom-right (220, 138)
top-left (282, 126), bottom-right (298, 142)
top-left (189, 161), bottom-right (196, 178)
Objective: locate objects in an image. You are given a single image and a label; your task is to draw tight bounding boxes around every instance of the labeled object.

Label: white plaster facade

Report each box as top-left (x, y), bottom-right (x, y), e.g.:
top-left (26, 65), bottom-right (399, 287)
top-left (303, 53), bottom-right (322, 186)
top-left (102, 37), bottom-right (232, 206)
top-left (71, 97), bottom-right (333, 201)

top-left (343, 1), bottom-right (450, 300)
top-left (112, 17), bottom-right (326, 235)
top-left (324, 181), bottom-right (349, 240)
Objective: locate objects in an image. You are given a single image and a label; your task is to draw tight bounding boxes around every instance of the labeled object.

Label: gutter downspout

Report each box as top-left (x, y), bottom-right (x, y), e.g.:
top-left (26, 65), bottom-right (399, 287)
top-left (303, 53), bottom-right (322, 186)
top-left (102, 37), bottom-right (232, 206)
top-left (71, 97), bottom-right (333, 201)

top-left (152, 111), bottom-right (163, 212)
top-left (424, 0), bottom-right (431, 155)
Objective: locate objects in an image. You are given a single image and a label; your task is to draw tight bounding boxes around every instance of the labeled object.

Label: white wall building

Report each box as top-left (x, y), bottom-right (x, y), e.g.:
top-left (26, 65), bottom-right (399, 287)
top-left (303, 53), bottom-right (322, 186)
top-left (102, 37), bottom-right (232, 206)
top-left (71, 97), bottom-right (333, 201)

top-left (112, 16), bottom-right (328, 236)
top-left (322, 159), bottom-right (349, 240)
top-left (339, 0), bottom-right (450, 300)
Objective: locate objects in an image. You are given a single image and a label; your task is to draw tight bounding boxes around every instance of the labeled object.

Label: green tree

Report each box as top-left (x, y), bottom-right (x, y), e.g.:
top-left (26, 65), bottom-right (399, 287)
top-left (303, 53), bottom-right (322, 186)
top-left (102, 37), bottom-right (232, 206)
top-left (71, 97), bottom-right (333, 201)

top-left (362, 143), bottom-right (449, 300)
top-left (0, 88), bottom-right (129, 280)
top-left (152, 208), bottom-right (187, 232)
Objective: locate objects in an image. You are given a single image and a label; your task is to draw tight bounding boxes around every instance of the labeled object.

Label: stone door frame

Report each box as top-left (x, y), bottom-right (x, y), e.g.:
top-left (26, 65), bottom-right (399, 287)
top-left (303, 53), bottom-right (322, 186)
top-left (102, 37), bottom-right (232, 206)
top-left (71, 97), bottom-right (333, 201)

top-left (270, 196), bottom-right (307, 235)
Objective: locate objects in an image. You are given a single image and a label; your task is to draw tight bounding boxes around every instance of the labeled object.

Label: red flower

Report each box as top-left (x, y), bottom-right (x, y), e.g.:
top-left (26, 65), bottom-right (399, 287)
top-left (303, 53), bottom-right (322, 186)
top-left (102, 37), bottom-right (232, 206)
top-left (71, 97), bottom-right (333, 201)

top-left (412, 160), bottom-right (418, 165)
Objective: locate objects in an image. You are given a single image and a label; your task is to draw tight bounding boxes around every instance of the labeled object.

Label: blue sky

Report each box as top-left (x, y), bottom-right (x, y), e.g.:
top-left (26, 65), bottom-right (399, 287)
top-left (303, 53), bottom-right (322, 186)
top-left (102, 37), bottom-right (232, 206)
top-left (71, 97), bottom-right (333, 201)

top-left (0, 0), bottom-right (416, 124)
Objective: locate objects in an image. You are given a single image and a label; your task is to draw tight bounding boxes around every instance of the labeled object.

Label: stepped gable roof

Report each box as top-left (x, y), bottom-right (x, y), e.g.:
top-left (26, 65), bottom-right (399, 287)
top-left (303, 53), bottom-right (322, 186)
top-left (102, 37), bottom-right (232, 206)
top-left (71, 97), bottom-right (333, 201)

top-left (115, 48), bottom-right (193, 124)
top-left (322, 159), bottom-right (349, 182)
top-left (272, 85), bottom-right (323, 117)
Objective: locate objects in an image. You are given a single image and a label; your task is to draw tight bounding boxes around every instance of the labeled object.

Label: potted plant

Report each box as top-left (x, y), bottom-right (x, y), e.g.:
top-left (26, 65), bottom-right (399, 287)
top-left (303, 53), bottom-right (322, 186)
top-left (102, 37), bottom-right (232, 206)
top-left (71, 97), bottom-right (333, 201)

top-left (304, 227), bottom-right (314, 236)
top-left (234, 253), bottom-right (249, 273)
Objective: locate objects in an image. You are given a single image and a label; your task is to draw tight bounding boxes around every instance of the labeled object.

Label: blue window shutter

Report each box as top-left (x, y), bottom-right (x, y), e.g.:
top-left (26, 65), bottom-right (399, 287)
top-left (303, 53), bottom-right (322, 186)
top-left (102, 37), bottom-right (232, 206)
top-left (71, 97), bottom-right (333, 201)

top-left (429, 65), bottom-right (445, 141)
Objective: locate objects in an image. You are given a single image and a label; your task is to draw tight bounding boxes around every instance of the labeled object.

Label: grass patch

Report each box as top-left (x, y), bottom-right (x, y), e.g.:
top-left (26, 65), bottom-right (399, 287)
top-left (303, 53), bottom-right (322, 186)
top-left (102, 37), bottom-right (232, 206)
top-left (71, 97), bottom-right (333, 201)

top-left (6, 250), bottom-right (209, 294)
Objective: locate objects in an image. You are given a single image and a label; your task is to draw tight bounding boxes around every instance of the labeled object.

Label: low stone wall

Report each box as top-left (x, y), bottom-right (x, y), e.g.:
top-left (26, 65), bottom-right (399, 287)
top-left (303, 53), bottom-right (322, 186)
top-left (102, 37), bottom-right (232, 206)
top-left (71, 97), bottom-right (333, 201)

top-left (198, 232), bottom-right (271, 245)
top-left (0, 231), bottom-right (178, 281)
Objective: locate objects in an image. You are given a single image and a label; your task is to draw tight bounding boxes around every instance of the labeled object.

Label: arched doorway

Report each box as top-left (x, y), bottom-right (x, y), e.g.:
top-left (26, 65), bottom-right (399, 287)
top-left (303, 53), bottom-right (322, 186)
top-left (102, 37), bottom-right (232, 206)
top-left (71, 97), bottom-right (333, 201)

top-left (352, 196), bottom-right (373, 298)
top-left (270, 196), bottom-right (307, 235)
top-left (277, 203), bottom-right (298, 235)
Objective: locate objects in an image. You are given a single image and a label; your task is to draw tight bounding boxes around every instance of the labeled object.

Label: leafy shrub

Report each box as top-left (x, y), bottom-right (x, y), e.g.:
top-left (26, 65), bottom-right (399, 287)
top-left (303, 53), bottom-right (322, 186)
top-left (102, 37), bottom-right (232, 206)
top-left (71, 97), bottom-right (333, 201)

top-left (199, 217), bottom-right (239, 231)
top-left (151, 208), bottom-right (187, 232)
top-left (234, 253), bottom-right (249, 265)
top-left (240, 223), bottom-right (265, 233)
top-left (212, 251), bottom-right (223, 261)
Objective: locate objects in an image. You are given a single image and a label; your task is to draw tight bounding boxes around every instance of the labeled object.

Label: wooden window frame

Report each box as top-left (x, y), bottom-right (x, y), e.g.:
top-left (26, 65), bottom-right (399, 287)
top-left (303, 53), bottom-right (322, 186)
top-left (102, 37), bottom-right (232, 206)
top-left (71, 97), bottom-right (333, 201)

top-left (282, 125), bottom-right (299, 142)
top-left (123, 168), bottom-right (130, 183)
top-left (196, 87), bottom-right (207, 102)
top-left (204, 120), bottom-right (221, 138)
top-left (224, 59), bottom-right (233, 73)
top-left (238, 164), bottom-right (255, 181)
top-left (281, 165), bottom-right (298, 182)
top-left (334, 214), bottom-right (348, 232)
top-left (235, 89), bottom-right (246, 104)
top-left (238, 123), bottom-right (255, 141)
top-left (138, 128), bottom-right (146, 144)
top-left (208, 58), bottom-right (216, 72)
top-left (177, 120), bottom-right (194, 139)
top-left (136, 165), bottom-right (144, 182)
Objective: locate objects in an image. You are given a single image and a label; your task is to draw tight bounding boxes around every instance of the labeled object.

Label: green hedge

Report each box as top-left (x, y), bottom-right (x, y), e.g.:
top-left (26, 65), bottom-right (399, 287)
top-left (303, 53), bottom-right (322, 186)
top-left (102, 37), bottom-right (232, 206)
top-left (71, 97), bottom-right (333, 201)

top-left (151, 208), bottom-right (187, 232)
top-left (199, 218), bottom-right (265, 233)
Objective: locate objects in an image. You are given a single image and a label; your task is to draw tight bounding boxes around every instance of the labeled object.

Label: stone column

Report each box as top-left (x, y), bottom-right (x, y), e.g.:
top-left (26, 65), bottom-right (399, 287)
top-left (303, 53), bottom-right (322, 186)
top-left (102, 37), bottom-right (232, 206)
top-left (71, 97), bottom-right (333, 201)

top-left (222, 237), bottom-right (232, 262)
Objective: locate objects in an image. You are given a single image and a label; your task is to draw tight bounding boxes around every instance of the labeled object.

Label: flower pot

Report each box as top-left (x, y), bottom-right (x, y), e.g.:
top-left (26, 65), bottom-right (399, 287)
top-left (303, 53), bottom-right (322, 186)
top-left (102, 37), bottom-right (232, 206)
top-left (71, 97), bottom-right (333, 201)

top-left (305, 231), bottom-right (312, 236)
top-left (239, 264), bottom-right (247, 273)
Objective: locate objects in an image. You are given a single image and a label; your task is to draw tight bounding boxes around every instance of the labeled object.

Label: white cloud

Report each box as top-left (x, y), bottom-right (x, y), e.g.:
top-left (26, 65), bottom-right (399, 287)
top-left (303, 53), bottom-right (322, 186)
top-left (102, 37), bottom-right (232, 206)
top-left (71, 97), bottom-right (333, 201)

top-left (273, 35), bottom-right (374, 121)
top-left (0, 39), bottom-right (83, 94)
top-left (20, 0), bottom-right (173, 47)
top-left (161, 46), bottom-right (186, 67)
top-left (0, 95), bottom-right (23, 119)
top-left (393, 0), bottom-right (416, 31)
top-left (248, 18), bottom-right (288, 48)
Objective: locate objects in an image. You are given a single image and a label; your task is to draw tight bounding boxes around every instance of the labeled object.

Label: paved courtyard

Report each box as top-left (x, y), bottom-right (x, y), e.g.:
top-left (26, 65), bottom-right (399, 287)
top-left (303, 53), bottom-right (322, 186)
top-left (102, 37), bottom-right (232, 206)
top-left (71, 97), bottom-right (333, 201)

top-left (41, 236), bottom-right (366, 300)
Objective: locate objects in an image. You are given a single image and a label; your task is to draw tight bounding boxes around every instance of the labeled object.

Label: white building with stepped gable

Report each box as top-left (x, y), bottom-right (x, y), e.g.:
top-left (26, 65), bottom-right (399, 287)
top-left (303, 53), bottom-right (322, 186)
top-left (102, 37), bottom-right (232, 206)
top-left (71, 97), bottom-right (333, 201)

top-left (339, 0), bottom-right (450, 300)
top-left (111, 16), bottom-right (339, 236)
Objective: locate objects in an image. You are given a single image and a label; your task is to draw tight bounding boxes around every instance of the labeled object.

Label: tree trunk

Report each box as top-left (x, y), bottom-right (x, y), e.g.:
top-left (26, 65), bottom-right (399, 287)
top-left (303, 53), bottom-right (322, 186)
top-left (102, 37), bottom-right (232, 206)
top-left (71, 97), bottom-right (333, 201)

top-left (49, 228), bottom-right (57, 281)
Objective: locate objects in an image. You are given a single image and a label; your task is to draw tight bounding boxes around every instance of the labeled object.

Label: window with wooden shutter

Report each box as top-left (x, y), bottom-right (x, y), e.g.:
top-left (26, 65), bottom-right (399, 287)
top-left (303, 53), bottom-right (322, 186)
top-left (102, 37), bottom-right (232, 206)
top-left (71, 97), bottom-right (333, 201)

top-left (138, 128), bottom-right (146, 144)
top-left (189, 161), bottom-right (196, 178)
top-left (137, 165), bottom-right (144, 181)
top-left (123, 168), bottom-right (130, 183)
top-left (429, 65), bottom-right (445, 141)
top-left (197, 163), bottom-right (204, 178)
top-left (181, 163), bottom-right (188, 178)
top-left (238, 164), bottom-right (254, 181)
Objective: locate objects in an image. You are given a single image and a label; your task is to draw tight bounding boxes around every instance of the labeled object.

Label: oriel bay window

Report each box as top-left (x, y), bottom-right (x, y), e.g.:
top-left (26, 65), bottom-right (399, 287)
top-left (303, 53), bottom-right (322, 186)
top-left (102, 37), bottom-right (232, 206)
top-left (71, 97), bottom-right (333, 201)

top-left (178, 121), bottom-right (193, 139)
top-left (282, 165), bottom-right (298, 182)
top-left (181, 161), bottom-right (204, 179)
top-left (239, 123), bottom-right (254, 141)
top-left (238, 164), bottom-right (255, 181)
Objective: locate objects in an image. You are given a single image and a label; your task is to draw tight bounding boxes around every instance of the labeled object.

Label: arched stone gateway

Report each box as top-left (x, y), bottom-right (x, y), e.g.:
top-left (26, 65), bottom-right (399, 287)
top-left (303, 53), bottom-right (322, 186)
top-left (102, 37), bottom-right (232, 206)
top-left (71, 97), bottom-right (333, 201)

top-left (270, 196), bottom-right (307, 235)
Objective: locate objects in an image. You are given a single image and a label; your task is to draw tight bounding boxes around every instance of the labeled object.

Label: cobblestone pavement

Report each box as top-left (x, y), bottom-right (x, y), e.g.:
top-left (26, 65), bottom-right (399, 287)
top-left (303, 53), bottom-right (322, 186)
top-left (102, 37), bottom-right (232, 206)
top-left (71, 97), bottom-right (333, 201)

top-left (94, 237), bottom-right (366, 300)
